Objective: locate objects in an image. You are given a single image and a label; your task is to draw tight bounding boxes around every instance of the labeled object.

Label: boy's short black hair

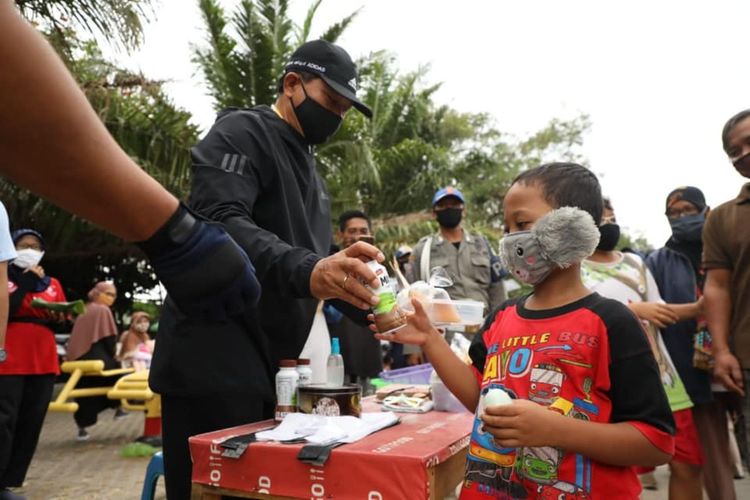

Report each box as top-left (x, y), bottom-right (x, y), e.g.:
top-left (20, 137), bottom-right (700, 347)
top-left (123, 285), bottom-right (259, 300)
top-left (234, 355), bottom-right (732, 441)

top-left (721, 109), bottom-right (750, 154)
top-left (512, 162), bottom-right (603, 226)
top-left (338, 210), bottom-right (371, 232)
top-left (276, 71), bottom-right (319, 94)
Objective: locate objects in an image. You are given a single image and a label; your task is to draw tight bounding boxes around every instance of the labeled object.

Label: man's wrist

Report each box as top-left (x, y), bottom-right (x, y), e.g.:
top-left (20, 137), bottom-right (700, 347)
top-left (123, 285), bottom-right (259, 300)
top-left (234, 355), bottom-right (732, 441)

top-left (136, 203), bottom-right (198, 257)
top-left (713, 346), bottom-right (733, 356)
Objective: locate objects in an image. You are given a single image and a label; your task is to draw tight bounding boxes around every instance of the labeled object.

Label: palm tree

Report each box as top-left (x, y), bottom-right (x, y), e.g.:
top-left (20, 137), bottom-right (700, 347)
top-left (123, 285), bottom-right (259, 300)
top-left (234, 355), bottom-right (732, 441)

top-left (192, 0), bottom-right (359, 110)
top-left (14, 0), bottom-right (154, 51)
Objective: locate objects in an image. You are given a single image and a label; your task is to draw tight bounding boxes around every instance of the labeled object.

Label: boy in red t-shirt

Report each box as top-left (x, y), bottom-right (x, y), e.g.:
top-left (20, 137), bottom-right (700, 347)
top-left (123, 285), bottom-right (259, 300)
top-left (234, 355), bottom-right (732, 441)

top-left (375, 163), bottom-right (675, 499)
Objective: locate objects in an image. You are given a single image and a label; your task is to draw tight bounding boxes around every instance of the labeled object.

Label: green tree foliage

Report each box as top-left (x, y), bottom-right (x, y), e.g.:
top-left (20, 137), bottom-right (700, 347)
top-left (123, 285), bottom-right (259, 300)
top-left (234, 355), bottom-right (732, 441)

top-left (192, 0), bottom-right (358, 110)
top-left (15, 0), bottom-right (154, 51)
top-left (1, 29), bottom-right (198, 316)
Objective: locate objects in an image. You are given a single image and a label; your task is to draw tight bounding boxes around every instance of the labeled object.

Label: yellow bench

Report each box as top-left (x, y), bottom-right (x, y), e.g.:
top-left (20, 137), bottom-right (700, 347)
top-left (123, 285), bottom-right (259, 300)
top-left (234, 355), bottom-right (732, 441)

top-left (48, 360), bottom-right (134, 413)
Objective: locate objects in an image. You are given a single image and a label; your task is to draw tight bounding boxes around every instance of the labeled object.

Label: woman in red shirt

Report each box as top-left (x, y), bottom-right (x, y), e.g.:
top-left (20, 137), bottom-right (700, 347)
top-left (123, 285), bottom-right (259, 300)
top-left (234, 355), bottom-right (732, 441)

top-left (0, 229), bottom-right (66, 499)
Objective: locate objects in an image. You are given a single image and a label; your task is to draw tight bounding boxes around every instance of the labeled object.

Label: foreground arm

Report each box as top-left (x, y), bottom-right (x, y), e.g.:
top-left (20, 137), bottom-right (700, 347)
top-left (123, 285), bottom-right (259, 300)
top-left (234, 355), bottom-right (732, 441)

top-left (0, 2), bottom-right (175, 240)
top-left (0, 4), bottom-right (262, 318)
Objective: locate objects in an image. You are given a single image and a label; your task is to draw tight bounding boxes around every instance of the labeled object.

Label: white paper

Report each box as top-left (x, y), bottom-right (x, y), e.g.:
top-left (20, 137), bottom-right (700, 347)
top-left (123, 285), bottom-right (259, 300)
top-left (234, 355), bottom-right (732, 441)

top-left (256, 412), bottom-right (398, 444)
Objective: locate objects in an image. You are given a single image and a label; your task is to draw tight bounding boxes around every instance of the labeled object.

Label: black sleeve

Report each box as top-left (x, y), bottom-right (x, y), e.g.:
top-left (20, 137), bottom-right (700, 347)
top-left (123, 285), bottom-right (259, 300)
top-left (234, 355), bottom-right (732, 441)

top-left (594, 299), bottom-right (675, 434)
top-left (188, 112), bottom-right (320, 298)
top-left (9, 272), bottom-right (38, 317)
top-left (328, 299), bottom-right (369, 326)
top-left (468, 298), bottom-right (520, 374)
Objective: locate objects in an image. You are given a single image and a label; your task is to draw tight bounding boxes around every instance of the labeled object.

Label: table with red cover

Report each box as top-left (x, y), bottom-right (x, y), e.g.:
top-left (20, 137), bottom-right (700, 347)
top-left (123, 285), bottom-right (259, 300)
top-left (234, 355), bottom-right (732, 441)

top-left (190, 400), bottom-right (473, 499)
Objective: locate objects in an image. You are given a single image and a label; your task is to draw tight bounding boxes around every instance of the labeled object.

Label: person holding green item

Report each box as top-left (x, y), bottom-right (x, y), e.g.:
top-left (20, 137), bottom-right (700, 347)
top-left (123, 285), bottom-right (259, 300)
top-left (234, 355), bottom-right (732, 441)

top-left (0, 229), bottom-right (68, 500)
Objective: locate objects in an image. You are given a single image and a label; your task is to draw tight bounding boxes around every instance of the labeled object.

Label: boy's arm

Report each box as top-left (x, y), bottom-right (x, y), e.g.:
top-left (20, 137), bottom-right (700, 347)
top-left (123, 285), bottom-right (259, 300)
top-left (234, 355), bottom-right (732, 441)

top-left (422, 333), bottom-right (480, 412)
top-left (374, 299), bottom-right (481, 410)
top-left (483, 401), bottom-right (671, 466)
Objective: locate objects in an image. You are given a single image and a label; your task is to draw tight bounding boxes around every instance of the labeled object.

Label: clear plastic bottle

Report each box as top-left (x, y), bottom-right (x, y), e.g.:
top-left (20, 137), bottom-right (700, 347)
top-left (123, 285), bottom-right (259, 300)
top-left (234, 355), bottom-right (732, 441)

top-left (296, 358), bottom-right (313, 386)
top-left (326, 338), bottom-right (345, 386)
top-left (275, 359), bottom-right (299, 421)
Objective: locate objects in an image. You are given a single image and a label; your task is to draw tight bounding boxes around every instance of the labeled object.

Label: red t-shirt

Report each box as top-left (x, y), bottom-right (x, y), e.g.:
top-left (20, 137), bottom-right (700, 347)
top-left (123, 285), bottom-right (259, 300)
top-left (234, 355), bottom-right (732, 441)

top-left (461, 293), bottom-right (675, 500)
top-left (1, 276), bottom-right (66, 375)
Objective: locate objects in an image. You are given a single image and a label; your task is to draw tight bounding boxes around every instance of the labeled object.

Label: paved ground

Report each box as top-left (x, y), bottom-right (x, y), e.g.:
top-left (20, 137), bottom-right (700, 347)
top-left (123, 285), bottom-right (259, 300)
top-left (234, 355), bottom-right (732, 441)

top-left (17, 406), bottom-right (165, 500)
top-left (9, 385), bottom-right (750, 499)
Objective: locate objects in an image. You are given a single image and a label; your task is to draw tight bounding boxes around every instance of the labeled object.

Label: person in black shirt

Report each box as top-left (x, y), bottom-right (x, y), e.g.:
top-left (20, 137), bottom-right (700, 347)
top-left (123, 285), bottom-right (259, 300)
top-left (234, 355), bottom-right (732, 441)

top-left (151, 40), bottom-right (380, 499)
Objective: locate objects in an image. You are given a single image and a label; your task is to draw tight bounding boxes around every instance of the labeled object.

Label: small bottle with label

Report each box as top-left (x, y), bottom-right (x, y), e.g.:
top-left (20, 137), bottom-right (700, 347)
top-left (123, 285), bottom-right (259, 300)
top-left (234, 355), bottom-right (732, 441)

top-left (366, 260), bottom-right (407, 334)
top-left (275, 359), bottom-right (299, 421)
top-left (296, 358), bottom-right (313, 386)
top-left (326, 338), bottom-right (345, 386)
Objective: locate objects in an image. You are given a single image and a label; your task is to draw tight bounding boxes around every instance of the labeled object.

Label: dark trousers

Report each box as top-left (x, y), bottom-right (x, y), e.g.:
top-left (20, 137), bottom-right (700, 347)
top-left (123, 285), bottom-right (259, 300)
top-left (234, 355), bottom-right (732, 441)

top-left (73, 375), bottom-right (121, 428)
top-left (693, 397), bottom-right (739, 500)
top-left (0, 374), bottom-right (54, 488)
top-left (161, 393), bottom-right (273, 500)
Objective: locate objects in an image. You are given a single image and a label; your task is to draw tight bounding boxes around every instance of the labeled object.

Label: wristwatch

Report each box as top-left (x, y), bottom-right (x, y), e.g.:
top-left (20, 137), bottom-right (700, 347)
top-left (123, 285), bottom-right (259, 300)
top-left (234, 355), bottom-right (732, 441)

top-left (0, 348), bottom-right (6, 363)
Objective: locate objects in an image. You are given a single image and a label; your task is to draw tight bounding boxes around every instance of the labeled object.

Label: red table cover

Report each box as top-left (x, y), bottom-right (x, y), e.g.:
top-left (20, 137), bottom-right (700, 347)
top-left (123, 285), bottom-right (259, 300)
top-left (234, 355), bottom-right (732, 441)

top-left (190, 400), bottom-right (473, 499)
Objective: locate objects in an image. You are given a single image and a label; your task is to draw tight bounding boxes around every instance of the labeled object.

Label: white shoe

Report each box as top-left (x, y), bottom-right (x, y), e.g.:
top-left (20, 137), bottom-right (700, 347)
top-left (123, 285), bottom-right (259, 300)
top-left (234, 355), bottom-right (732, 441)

top-left (76, 428), bottom-right (90, 442)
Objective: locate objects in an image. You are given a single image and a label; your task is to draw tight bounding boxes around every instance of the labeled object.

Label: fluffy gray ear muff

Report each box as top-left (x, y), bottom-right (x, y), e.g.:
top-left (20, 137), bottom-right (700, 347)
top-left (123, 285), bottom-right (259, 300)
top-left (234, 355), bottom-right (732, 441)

top-left (532, 206), bottom-right (600, 268)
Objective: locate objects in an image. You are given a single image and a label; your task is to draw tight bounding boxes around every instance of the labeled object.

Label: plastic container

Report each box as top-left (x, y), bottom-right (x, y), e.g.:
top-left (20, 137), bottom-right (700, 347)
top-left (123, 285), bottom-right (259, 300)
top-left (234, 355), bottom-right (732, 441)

top-left (326, 338), bottom-right (345, 386)
top-left (430, 370), bottom-right (468, 413)
top-left (429, 299), bottom-right (484, 326)
top-left (296, 358), bottom-right (313, 386)
top-left (275, 359), bottom-right (299, 421)
top-left (379, 363), bottom-right (433, 385)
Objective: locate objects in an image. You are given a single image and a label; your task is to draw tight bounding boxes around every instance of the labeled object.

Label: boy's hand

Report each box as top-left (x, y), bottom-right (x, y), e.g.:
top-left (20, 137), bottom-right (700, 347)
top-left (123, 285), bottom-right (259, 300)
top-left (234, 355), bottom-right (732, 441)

top-left (481, 399), bottom-right (561, 448)
top-left (628, 302), bottom-right (678, 328)
top-left (370, 298), bottom-right (441, 346)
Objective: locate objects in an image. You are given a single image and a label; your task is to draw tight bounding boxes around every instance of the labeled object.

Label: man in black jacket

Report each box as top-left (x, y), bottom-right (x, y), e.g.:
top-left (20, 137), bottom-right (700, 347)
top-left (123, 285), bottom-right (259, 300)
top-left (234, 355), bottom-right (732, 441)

top-left (150, 40), bottom-right (381, 499)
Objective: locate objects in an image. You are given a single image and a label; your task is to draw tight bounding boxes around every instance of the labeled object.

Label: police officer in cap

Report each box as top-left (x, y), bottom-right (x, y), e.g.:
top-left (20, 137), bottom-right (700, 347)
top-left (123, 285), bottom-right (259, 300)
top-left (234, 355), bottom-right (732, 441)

top-left (409, 187), bottom-right (506, 313)
top-left (151, 40), bottom-right (381, 499)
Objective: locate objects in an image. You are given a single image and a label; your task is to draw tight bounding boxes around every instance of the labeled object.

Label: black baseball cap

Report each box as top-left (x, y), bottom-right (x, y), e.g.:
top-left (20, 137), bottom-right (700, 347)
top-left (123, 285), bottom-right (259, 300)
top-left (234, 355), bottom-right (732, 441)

top-left (284, 40), bottom-right (372, 118)
top-left (665, 186), bottom-right (706, 213)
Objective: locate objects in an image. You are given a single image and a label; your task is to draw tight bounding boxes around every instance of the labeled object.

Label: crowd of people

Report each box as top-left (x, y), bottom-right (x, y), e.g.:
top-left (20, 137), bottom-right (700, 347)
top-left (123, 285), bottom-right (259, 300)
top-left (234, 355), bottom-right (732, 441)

top-left (0, 4), bottom-right (750, 498)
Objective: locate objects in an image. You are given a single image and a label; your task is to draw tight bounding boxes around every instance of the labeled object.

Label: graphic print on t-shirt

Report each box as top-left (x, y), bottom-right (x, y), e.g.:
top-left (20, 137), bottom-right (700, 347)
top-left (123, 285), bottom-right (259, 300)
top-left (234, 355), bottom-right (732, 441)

top-left (464, 320), bottom-right (603, 499)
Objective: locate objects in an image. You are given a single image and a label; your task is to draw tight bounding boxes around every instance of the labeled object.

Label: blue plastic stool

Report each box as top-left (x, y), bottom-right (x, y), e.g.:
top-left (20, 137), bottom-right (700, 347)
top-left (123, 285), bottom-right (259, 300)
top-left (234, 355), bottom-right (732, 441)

top-left (140, 451), bottom-right (164, 500)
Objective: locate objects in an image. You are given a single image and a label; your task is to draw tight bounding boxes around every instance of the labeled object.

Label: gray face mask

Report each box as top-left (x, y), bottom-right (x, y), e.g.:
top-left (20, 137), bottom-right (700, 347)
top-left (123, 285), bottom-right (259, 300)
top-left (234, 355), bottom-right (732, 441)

top-left (500, 231), bottom-right (556, 285)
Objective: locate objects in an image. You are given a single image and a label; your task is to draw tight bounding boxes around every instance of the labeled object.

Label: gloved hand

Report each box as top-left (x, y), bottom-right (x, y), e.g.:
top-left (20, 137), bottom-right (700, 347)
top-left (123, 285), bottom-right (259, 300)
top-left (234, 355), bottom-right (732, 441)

top-left (137, 203), bottom-right (261, 320)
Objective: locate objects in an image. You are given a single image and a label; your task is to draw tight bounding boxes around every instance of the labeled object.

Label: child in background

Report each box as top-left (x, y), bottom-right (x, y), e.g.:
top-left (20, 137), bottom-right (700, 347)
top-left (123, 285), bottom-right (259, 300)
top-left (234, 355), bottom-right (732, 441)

top-left (582, 198), bottom-right (704, 499)
top-left (374, 163), bottom-right (674, 499)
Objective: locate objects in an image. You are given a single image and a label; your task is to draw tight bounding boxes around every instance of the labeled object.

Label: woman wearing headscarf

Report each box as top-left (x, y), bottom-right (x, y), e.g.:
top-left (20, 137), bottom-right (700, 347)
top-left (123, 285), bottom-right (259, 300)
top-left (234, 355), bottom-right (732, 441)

top-left (646, 187), bottom-right (739, 499)
top-left (66, 281), bottom-right (126, 441)
top-left (0, 229), bottom-right (67, 500)
top-left (118, 311), bottom-right (153, 371)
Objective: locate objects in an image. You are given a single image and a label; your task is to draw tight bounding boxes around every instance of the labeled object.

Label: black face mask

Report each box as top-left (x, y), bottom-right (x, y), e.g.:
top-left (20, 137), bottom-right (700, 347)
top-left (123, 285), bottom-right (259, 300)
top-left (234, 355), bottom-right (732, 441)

top-left (436, 207), bottom-right (463, 229)
top-left (733, 152), bottom-right (750, 178)
top-left (290, 82), bottom-right (342, 145)
top-left (597, 223), bottom-right (620, 251)
top-left (669, 212), bottom-right (705, 242)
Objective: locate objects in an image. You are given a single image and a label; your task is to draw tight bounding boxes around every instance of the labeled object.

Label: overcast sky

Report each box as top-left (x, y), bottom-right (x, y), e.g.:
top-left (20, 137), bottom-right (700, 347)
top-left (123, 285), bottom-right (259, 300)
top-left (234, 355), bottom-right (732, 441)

top-left (113, 0), bottom-right (750, 246)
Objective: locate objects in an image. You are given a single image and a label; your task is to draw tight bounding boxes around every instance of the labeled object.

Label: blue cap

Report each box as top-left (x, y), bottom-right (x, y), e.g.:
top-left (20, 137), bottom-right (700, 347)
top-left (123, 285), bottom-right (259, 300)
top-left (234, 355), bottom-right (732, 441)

top-left (395, 245), bottom-right (412, 260)
top-left (331, 337), bottom-right (341, 355)
top-left (432, 186), bottom-right (465, 206)
top-left (11, 229), bottom-right (45, 250)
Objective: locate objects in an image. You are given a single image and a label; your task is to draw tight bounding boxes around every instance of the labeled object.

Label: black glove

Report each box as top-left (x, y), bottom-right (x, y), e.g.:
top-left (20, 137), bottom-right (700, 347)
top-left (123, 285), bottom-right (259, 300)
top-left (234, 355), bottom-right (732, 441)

top-left (137, 203), bottom-right (261, 320)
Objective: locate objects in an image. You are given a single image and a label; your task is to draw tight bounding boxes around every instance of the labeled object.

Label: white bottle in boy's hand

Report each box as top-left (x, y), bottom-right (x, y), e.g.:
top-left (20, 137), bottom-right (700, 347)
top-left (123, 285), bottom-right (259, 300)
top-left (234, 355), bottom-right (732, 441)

top-left (326, 337), bottom-right (345, 386)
